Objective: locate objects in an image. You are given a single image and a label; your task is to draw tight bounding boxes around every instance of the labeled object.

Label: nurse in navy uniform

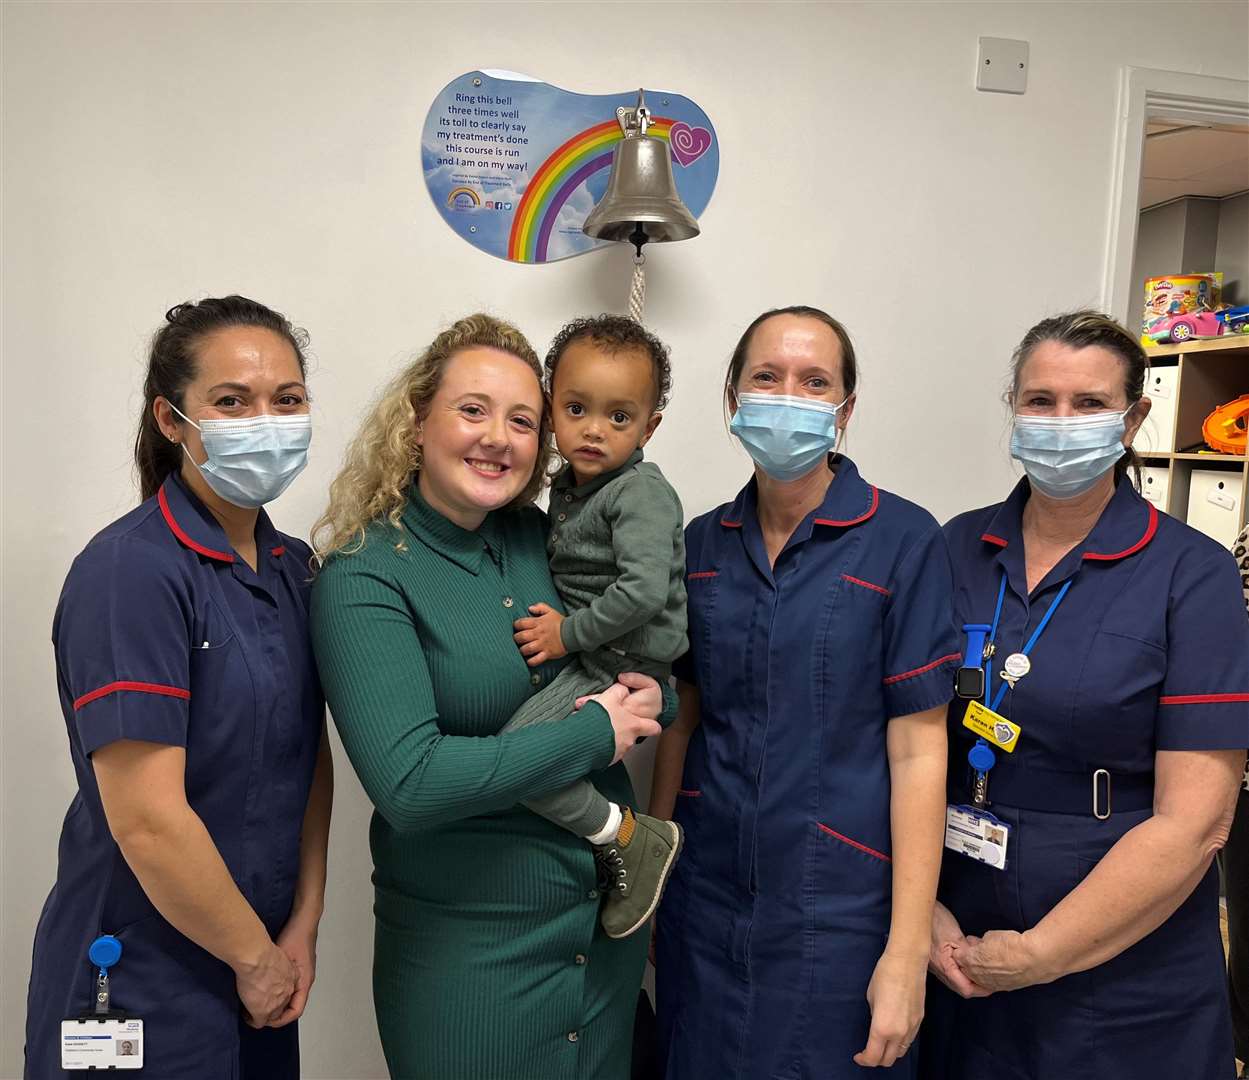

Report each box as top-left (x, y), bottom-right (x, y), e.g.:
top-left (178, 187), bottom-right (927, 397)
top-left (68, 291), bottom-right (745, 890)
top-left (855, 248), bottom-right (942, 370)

top-left (651, 306), bottom-right (960, 1077)
top-left (24, 296), bottom-right (332, 1079)
top-left (923, 311), bottom-right (1249, 1080)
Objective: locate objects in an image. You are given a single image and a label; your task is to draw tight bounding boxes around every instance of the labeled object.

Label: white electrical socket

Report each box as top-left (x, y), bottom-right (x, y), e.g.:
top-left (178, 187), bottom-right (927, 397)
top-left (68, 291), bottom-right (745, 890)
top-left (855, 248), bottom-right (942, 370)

top-left (976, 37), bottom-right (1029, 95)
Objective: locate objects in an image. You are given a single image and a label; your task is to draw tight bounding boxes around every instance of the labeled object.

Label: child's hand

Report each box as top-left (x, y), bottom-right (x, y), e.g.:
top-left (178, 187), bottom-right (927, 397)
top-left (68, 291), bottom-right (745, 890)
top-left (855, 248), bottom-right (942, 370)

top-left (513, 603), bottom-right (567, 666)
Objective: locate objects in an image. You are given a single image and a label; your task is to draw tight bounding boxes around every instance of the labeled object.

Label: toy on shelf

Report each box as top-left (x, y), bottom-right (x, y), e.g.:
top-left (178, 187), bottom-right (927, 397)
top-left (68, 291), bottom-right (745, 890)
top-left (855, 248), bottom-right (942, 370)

top-left (1216, 305), bottom-right (1249, 336)
top-left (1146, 310), bottom-right (1226, 344)
top-left (1202, 395), bottom-right (1249, 456)
top-left (1142, 272), bottom-right (1223, 344)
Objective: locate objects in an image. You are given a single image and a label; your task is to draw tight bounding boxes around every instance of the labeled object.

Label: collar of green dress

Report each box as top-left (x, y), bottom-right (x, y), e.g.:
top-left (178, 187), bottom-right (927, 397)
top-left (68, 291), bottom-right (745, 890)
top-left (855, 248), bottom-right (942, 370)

top-left (401, 483), bottom-right (503, 575)
top-left (552, 448), bottom-right (645, 500)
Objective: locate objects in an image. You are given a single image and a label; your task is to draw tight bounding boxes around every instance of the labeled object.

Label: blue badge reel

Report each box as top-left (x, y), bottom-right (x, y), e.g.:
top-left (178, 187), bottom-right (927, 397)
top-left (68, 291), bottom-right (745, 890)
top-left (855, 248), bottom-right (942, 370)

top-left (61, 935), bottom-right (144, 1070)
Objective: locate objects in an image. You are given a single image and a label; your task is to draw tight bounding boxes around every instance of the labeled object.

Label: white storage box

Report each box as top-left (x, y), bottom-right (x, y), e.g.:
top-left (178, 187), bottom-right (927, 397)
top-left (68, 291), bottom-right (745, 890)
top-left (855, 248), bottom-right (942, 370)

top-left (1140, 466), bottom-right (1170, 509)
top-left (1141, 366), bottom-right (1179, 454)
top-left (1186, 470), bottom-right (1243, 547)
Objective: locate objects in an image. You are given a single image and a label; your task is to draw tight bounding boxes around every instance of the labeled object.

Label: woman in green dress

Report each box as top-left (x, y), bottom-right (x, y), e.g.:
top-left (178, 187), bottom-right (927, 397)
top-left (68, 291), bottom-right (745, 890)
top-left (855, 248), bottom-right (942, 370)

top-left (310, 314), bottom-right (667, 1080)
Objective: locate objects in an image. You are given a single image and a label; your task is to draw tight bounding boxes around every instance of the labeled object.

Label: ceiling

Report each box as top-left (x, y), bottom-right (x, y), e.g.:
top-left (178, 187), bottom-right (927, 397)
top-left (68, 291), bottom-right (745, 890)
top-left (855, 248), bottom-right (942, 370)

top-left (1141, 122), bottom-right (1249, 208)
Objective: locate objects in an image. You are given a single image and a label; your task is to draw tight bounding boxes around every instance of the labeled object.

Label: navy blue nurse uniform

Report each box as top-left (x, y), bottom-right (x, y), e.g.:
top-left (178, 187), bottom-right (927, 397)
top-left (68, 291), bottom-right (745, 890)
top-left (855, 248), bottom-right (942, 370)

top-left (655, 455), bottom-right (960, 1079)
top-left (24, 472), bottom-right (323, 1079)
top-left (922, 478), bottom-right (1249, 1080)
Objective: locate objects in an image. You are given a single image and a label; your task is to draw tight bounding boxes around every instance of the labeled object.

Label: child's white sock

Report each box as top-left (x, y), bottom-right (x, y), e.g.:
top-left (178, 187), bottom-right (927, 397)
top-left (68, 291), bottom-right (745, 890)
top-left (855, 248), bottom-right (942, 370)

top-left (585, 802), bottom-right (623, 846)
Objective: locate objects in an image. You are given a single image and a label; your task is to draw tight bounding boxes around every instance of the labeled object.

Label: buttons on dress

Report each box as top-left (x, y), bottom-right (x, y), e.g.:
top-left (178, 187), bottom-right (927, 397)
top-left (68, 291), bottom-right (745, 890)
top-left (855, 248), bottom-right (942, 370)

top-left (503, 597), bottom-right (514, 608)
top-left (563, 494), bottom-right (573, 503)
top-left (557, 513), bottom-right (567, 522)
top-left (574, 954), bottom-right (587, 966)
top-left (530, 673), bottom-right (542, 686)
top-left (567, 1031), bottom-right (579, 1043)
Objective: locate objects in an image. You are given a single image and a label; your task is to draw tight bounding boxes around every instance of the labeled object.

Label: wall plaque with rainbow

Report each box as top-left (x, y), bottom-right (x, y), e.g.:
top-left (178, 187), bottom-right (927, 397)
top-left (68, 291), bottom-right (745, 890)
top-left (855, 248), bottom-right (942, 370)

top-left (423, 70), bottom-right (718, 264)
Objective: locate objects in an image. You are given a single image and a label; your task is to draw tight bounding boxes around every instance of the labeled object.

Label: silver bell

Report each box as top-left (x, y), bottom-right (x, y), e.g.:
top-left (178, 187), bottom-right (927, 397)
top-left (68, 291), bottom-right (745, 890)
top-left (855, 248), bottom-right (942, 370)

top-left (582, 89), bottom-right (700, 255)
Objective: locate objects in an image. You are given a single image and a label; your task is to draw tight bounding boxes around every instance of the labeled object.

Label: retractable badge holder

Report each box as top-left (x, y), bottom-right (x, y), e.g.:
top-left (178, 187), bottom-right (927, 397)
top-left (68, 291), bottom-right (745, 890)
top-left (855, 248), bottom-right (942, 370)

top-left (90, 935), bottom-right (122, 1015)
top-left (60, 936), bottom-right (144, 1070)
top-left (968, 741), bottom-right (996, 809)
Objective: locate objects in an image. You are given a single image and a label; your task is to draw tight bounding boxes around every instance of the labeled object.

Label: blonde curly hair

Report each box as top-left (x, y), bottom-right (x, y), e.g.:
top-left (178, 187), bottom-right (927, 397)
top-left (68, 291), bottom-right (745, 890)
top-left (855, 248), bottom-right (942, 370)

top-left (312, 313), bottom-right (554, 560)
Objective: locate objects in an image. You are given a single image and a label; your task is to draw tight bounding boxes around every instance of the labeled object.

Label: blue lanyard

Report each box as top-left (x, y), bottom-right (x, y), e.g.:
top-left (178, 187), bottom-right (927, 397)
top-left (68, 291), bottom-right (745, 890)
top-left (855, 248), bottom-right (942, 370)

top-left (983, 570), bottom-right (1073, 713)
top-left (968, 570), bottom-right (1074, 806)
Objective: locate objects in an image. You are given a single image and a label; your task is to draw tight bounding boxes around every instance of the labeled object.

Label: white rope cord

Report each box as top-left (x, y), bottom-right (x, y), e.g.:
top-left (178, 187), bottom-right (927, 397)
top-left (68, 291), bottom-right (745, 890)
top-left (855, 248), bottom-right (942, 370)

top-left (628, 254), bottom-right (646, 323)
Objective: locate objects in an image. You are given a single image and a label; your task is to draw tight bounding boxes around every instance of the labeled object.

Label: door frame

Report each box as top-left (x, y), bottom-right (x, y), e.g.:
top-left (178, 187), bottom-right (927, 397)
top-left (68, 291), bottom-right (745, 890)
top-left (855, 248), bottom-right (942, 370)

top-left (1102, 66), bottom-right (1249, 325)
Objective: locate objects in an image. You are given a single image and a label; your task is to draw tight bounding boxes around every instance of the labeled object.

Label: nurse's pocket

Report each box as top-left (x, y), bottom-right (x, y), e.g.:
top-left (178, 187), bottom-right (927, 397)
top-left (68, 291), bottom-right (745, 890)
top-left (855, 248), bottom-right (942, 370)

top-left (106, 915), bottom-right (234, 1013)
top-left (190, 599), bottom-right (237, 654)
top-left (684, 570), bottom-right (721, 691)
top-left (810, 821), bottom-right (891, 931)
top-left (1075, 629), bottom-right (1164, 756)
top-left (187, 612), bottom-right (244, 741)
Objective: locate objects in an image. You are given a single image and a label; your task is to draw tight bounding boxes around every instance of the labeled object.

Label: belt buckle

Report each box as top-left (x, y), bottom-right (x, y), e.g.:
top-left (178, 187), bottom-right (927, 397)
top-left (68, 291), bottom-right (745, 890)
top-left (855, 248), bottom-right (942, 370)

top-left (1092, 768), bottom-right (1112, 820)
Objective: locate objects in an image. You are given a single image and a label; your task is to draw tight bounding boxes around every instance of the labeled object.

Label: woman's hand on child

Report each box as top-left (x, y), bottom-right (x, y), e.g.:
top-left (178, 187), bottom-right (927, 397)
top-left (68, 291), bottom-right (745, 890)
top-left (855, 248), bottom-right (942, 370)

top-left (513, 603), bottom-right (567, 666)
top-left (586, 674), bottom-right (664, 764)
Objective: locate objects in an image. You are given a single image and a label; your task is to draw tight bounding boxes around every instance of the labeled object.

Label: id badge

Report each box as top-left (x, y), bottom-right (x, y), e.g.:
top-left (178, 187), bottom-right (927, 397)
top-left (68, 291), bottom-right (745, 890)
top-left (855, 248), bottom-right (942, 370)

top-left (61, 1018), bottom-right (144, 1070)
top-left (944, 804), bottom-right (1010, 870)
top-left (961, 700), bottom-right (1020, 752)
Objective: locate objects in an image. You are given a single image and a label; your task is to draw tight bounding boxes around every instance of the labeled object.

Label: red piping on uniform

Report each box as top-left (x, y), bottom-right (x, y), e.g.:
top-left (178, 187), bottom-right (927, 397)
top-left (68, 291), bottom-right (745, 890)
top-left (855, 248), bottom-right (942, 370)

top-left (677, 789), bottom-right (702, 798)
top-left (74, 681), bottom-right (191, 711)
top-left (270, 546), bottom-right (286, 557)
top-left (1160, 692), bottom-right (1249, 705)
top-left (883, 652), bottom-right (961, 686)
top-left (158, 486), bottom-right (235, 563)
top-left (981, 533), bottom-right (1008, 547)
top-left (687, 571), bottom-right (718, 580)
top-left (817, 823), bottom-right (891, 863)
top-left (721, 519), bottom-right (742, 528)
top-left (1083, 503), bottom-right (1158, 561)
top-left (814, 485), bottom-right (879, 528)
top-left (842, 574), bottom-right (891, 596)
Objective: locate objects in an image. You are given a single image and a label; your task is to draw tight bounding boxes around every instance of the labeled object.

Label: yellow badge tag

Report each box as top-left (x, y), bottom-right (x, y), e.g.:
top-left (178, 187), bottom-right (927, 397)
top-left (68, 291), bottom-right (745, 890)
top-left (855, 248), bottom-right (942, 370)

top-left (961, 700), bottom-right (1021, 753)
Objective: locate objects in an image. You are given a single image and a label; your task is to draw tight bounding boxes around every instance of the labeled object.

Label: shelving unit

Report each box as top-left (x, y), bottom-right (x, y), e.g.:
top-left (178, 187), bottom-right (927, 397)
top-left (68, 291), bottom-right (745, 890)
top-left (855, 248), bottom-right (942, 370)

top-left (1138, 335), bottom-right (1249, 546)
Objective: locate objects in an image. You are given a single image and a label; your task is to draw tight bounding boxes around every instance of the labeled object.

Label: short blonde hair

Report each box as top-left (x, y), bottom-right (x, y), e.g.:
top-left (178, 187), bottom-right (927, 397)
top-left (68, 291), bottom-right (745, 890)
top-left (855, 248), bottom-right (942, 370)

top-left (312, 313), bottom-right (553, 559)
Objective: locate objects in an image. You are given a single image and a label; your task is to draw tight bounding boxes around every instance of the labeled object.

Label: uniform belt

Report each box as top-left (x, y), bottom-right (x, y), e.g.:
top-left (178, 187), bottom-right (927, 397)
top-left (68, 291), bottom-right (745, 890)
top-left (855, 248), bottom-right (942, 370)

top-left (953, 765), bottom-right (1154, 818)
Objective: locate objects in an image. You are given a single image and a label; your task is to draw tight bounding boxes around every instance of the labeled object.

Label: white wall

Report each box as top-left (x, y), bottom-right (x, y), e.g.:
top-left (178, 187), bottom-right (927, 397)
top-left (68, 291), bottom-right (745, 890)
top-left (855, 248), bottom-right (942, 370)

top-left (4, 3), bottom-right (1247, 1077)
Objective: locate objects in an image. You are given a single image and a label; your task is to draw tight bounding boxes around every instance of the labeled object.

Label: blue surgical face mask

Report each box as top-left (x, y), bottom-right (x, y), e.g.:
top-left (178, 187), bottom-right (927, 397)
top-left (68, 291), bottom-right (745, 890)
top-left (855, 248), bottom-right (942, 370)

top-left (171, 403), bottom-right (311, 509)
top-left (1010, 409), bottom-right (1131, 500)
top-left (729, 392), bottom-right (846, 482)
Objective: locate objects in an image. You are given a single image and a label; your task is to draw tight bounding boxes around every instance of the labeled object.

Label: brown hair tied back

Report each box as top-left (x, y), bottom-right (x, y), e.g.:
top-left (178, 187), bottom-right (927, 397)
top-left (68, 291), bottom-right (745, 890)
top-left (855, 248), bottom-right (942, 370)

top-left (723, 305), bottom-right (858, 418)
top-left (134, 296), bottom-right (308, 501)
top-left (1008, 311), bottom-right (1147, 488)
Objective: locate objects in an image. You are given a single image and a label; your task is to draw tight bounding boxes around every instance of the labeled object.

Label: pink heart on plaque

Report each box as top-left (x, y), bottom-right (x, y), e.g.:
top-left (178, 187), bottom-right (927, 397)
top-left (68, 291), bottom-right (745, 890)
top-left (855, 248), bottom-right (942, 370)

top-left (668, 122), bottom-right (712, 167)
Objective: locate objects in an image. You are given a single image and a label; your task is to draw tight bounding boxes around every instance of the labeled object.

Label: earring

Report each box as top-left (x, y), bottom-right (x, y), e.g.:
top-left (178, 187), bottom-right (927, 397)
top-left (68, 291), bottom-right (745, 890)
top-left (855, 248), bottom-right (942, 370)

top-left (411, 444), bottom-right (423, 470)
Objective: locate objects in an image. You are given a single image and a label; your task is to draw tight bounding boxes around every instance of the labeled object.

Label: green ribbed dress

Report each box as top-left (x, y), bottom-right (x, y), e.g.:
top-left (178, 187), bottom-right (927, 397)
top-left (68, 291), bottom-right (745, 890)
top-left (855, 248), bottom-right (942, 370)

top-left (310, 488), bottom-right (650, 1080)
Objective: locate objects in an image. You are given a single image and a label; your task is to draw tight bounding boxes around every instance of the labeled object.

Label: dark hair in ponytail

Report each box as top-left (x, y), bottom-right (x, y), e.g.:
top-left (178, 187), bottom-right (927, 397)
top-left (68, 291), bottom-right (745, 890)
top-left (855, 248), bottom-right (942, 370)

top-left (134, 295), bottom-right (309, 500)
